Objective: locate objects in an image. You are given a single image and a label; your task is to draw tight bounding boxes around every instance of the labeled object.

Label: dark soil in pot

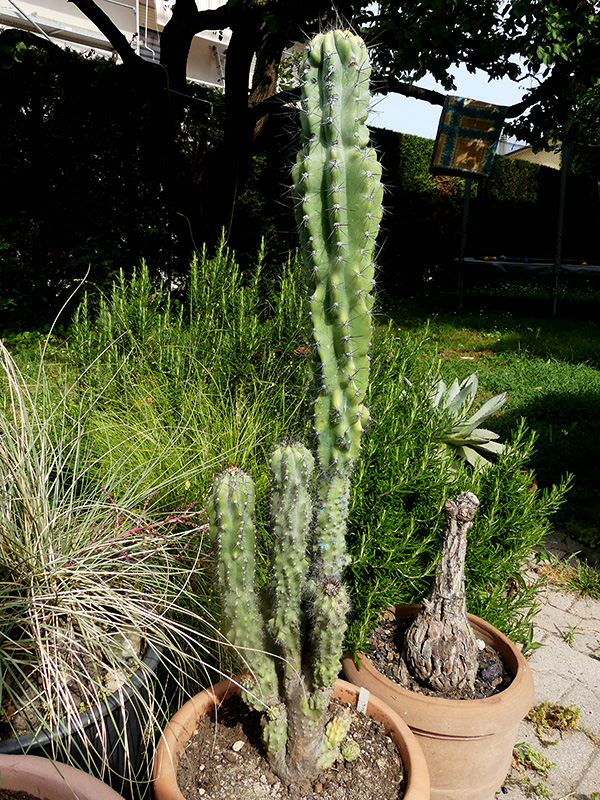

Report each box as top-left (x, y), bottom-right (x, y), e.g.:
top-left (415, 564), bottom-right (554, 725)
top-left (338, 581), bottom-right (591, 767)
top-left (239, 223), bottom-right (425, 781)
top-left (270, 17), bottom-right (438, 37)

top-left (368, 611), bottom-right (514, 700)
top-left (0, 792), bottom-right (43, 800)
top-left (176, 695), bottom-right (405, 800)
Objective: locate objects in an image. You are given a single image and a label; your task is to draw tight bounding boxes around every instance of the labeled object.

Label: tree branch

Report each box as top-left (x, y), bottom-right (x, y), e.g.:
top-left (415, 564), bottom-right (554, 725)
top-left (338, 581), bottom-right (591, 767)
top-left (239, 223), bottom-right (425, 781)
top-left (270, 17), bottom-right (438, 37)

top-left (187, 4), bottom-right (232, 36)
top-left (67, 0), bottom-right (143, 67)
top-left (505, 70), bottom-right (567, 119)
top-left (379, 76), bottom-right (446, 108)
top-left (381, 70), bottom-right (571, 124)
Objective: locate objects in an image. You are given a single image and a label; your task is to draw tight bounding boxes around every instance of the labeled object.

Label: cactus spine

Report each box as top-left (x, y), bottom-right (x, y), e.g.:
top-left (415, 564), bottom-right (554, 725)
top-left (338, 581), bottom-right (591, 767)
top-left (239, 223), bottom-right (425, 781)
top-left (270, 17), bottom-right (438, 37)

top-left (207, 29), bottom-right (382, 785)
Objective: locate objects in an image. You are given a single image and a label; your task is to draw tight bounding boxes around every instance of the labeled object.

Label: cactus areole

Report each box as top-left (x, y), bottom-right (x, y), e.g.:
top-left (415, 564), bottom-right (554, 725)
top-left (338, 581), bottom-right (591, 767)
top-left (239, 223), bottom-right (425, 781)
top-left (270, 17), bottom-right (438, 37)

top-left (207, 30), bottom-right (383, 785)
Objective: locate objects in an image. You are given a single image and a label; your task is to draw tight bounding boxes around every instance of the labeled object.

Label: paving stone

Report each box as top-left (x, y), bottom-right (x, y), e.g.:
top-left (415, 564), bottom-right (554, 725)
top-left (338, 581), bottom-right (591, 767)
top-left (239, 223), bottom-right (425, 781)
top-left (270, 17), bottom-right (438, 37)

top-left (544, 530), bottom-right (569, 553)
top-left (539, 587), bottom-right (577, 612)
top-left (570, 628), bottom-right (600, 660)
top-left (576, 748), bottom-right (600, 795)
top-left (487, 535), bottom-right (600, 797)
top-left (534, 602), bottom-right (585, 636)
top-left (564, 535), bottom-right (588, 555)
top-left (569, 595), bottom-right (600, 626)
top-left (496, 777), bottom-right (537, 799)
top-left (496, 782), bottom-right (532, 799)
top-left (531, 669), bottom-right (575, 706)
top-left (557, 683), bottom-right (600, 737)
top-left (529, 635), bottom-right (594, 677)
top-left (543, 731), bottom-right (597, 795)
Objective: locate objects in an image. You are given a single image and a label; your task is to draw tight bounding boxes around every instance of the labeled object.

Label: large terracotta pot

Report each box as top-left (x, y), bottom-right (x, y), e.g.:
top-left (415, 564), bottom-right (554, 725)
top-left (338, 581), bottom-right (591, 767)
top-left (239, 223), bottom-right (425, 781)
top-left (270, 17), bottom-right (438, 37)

top-left (153, 677), bottom-right (430, 800)
top-left (0, 753), bottom-right (125, 799)
top-left (342, 605), bottom-right (534, 800)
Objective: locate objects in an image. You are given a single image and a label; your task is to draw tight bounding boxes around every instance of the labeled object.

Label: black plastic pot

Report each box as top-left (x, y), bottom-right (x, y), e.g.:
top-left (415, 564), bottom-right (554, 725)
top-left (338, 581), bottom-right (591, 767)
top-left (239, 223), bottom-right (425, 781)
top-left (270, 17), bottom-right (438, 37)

top-left (0, 642), bottom-right (161, 800)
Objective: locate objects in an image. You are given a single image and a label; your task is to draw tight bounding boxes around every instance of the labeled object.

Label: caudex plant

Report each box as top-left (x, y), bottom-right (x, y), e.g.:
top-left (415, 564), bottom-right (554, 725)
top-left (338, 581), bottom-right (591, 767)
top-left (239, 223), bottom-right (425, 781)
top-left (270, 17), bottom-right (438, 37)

top-left (400, 491), bottom-right (483, 695)
top-left (207, 30), bottom-right (383, 784)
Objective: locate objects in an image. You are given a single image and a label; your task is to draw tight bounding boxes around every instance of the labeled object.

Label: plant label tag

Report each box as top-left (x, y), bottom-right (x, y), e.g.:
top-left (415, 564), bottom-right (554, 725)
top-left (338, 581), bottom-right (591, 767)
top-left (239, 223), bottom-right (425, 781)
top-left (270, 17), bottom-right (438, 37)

top-left (357, 687), bottom-right (370, 715)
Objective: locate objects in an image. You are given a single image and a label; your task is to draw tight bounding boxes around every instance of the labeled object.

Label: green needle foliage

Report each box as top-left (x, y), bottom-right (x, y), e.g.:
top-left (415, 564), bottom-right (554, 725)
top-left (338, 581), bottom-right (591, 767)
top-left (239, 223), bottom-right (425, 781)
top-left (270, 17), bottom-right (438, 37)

top-left (346, 326), bottom-right (570, 651)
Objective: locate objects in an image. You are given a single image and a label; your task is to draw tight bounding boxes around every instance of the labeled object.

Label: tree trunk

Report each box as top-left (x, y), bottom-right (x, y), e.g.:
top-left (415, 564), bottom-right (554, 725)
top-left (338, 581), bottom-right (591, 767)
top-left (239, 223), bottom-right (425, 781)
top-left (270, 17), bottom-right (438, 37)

top-left (401, 491), bottom-right (480, 695)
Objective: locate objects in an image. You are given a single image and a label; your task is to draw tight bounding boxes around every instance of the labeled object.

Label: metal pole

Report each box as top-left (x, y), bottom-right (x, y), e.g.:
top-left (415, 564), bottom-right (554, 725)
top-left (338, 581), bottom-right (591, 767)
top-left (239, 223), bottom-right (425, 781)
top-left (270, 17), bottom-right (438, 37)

top-left (552, 142), bottom-right (574, 316)
top-left (6, 0), bottom-right (53, 41)
top-left (458, 177), bottom-right (472, 309)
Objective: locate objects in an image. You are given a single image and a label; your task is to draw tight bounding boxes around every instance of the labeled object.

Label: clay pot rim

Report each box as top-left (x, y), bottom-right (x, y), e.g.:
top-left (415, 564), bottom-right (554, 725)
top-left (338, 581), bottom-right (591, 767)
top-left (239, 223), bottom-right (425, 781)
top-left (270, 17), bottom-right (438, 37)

top-left (0, 753), bottom-right (126, 799)
top-left (342, 604), bottom-right (534, 721)
top-left (153, 676), bottom-right (430, 800)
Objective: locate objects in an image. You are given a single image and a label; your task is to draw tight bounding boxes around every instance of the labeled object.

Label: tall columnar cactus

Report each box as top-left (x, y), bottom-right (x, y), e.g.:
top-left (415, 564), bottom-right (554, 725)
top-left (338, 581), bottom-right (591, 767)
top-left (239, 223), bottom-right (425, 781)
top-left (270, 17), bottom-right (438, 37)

top-left (208, 29), bottom-right (383, 785)
top-left (293, 29), bottom-right (383, 475)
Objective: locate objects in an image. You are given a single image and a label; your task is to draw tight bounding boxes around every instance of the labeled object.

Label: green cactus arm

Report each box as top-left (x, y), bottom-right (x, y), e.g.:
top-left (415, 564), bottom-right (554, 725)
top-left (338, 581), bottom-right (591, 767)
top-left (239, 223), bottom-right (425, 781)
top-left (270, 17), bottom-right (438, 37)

top-left (292, 29), bottom-right (382, 473)
top-left (291, 27), bottom-right (382, 695)
top-left (269, 444), bottom-right (314, 677)
top-left (308, 471), bottom-right (352, 690)
top-left (208, 466), bottom-right (279, 710)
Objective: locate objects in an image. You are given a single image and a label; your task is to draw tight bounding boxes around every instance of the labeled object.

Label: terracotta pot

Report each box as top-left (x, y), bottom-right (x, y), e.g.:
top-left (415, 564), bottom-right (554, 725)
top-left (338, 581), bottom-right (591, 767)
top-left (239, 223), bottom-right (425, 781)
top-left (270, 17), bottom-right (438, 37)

top-left (341, 605), bottom-right (534, 800)
top-left (0, 753), bottom-right (125, 799)
top-left (153, 677), bottom-right (430, 800)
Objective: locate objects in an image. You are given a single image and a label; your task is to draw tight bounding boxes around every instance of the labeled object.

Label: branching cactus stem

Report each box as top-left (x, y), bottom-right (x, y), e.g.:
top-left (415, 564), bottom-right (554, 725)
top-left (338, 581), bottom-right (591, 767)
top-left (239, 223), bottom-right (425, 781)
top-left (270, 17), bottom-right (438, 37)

top-left (207, 29), bottom-right (382, 785)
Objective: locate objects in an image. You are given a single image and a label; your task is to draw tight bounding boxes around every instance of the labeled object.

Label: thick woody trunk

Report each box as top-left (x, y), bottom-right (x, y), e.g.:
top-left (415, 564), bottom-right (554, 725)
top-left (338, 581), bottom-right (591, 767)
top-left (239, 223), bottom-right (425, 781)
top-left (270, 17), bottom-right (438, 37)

top-left (401, 491), bottom-right (480, 695)
top-left (266, 677), bottom-right (333, 785)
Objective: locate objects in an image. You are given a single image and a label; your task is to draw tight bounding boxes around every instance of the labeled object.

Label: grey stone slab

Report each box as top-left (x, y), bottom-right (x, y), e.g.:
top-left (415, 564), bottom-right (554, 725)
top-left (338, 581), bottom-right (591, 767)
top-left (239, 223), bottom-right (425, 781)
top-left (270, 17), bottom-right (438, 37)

top-left (499, 545), bottom-right (600, 798)
top-left (558, 683), bottom-right (600, 737)
top-left (544, 530), bottom-right (569, 551)
top-left (528, 628), bottom-right (552, 648)
top-left (569, 595), bottom-right (600, 626)
top-left (540, 588), bottom-right (577, 613)
top-left (534, 603), bottom-right (585, 636)
top-left (571, 629), bottom-right (600, 661)
top-left (495, 781), bottom-right (532, 800)
top-left (496, 776), bottom-right (538, 799)
top-left (529, 636), bottom-right (596, 680)
top-left (532, 669), bottom-right (576, 706)
top-left (542, 731), bottom-right (596, 796)
top-left (498, 726), bottom-right (592, 799)
top-left (576, 748), bottom-right (600, 795)
top-left (564, 535), bottom-right (588, 555)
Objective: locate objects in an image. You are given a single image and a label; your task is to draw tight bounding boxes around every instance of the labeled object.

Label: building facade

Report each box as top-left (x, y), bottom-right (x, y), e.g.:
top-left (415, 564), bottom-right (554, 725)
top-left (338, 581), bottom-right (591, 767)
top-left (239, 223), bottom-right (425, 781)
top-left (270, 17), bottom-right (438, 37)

top-left (0, 0), bottom-right (229, 85)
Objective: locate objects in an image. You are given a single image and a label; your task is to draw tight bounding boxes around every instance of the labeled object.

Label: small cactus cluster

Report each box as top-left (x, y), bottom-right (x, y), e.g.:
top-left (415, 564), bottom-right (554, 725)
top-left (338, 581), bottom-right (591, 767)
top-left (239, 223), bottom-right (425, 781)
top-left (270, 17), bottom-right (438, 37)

top-left (207, 30), bottom-right (383, 784)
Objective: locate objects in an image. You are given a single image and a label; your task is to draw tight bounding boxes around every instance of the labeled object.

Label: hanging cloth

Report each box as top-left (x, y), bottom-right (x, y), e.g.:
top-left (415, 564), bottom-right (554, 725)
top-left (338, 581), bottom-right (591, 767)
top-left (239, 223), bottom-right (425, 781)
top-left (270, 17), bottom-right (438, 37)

top-left (431, 96), bottom-right (507, 178)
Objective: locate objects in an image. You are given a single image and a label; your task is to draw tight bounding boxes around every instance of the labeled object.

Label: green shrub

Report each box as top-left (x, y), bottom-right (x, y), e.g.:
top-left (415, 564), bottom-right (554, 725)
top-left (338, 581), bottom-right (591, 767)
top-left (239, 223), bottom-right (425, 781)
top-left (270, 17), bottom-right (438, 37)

top-left (70, 240), bottom-right (307, 398)
top-left (66, 250), bottom-right (570, 654)
top-left (68, 244), bottom-right (311, 534)
top-left (346, 326), bottom-right (570, 650)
